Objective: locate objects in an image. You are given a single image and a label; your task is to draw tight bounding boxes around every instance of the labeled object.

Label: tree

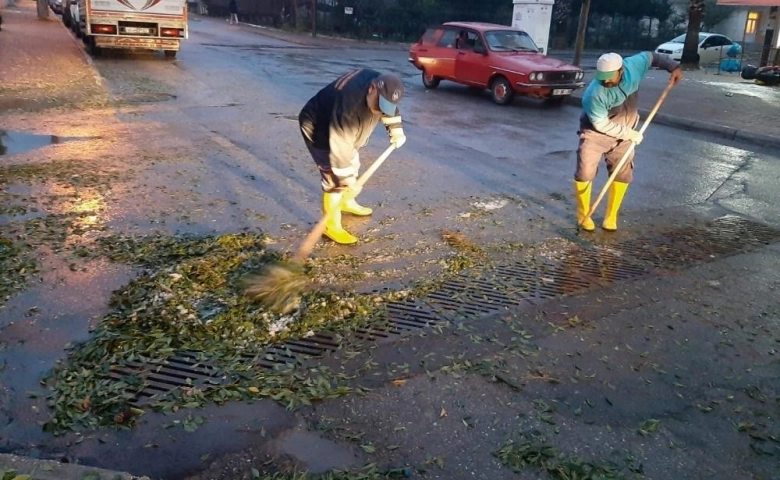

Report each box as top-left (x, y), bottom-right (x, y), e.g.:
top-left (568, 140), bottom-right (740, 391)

top-left (37, 0), bottom-right (49, 19)
top-left (573, 0), bottom-right (592, 66)
top-left (702, 0), bottom-right (731, 31)
top-left (681, 0), bottom-right (705, 68)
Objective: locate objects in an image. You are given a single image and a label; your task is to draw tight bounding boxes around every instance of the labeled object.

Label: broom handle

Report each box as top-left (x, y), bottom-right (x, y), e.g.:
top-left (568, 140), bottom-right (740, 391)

top-left (293, 145), bottom-right (397, 263)
top-left (582, 82), bottom-right (674, 224)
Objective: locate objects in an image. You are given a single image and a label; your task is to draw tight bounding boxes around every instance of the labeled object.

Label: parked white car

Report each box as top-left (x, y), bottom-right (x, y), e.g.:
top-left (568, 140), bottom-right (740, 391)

top-left (655, 32), bottom-right (736, 65)
top-left (48, 0), bottom-right (64, 15)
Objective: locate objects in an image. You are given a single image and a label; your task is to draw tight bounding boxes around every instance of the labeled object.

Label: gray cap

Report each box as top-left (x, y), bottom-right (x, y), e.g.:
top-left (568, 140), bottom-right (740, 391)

top-left (375, 73), bottom-right (404, 116)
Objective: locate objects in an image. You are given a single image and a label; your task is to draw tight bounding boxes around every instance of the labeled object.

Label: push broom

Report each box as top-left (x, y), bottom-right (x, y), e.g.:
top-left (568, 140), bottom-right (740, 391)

top-left (579, 81), bottom-right (675, 231)
top-left (242, 144), bottom-right (397, 314)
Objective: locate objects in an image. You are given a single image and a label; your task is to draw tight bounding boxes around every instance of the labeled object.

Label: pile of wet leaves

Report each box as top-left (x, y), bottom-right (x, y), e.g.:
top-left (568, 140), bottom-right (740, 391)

top-left (0, 235), bottom-right (37, 304)
top-left (0, 159), bottom-right (122, 304)
top-left (493, 431), bottom-right (643, 480)
top-left (244, 464), bottom-right (412, 480)
top-left (42, 232), bottom-right (433, 433)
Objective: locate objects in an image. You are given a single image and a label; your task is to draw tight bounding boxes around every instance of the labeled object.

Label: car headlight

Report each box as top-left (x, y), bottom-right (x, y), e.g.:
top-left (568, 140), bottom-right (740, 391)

top-left (674, 48), bottom-right (682, 53)
top-left (576, 71), bottom-right (583, 80)
top-left (530, 72), bottom-right (544, 81)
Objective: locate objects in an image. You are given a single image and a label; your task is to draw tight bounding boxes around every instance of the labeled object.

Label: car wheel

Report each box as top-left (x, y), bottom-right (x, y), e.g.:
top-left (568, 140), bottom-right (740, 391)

top-left (422, 70), bottom-right (440, 89)
top-left (490, 76), bottom-right (514, 105)
top-left (164, 50), bottom-right (177, 59)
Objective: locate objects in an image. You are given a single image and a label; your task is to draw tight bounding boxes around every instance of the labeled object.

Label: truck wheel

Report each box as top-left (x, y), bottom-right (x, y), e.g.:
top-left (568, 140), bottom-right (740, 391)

top-left (490, 76), bottom-right (514, 105)
top-left (86, 36), bottom-right (101, 57)
top-left (422, 70), bottom-right (440, 89)
top-left (164, 50), bottom-right (177, 59)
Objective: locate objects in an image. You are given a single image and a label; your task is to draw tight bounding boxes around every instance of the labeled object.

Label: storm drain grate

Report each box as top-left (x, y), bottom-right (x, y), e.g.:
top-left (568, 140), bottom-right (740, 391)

top-left (109, 352), bottom-right (226, 402)
top-left (110, 215), bottom-right (780, 404)
top-left (615, 215), bottom-right (780, 269)
top-left (494, 261), bottom-right (594, 301)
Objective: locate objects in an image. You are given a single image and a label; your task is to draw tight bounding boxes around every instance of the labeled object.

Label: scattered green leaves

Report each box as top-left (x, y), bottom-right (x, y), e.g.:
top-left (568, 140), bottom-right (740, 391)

top-left (494, 432), bottom-right (635, 480)
top-left (638, 419), bottom-right (661, 436)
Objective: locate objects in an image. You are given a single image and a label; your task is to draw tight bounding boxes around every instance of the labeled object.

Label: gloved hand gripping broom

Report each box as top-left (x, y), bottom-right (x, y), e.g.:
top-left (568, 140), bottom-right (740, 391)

top-left (579, 82), bottom-right (674, 230)
top-left (242, 145), bottom-right (397, 313)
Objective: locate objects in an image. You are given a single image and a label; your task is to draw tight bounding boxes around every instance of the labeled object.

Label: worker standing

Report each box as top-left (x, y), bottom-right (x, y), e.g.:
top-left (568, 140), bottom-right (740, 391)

top-left (298, 69), bottom-right (406, 245)
top-left (574, 51), bottom-right (683, 231)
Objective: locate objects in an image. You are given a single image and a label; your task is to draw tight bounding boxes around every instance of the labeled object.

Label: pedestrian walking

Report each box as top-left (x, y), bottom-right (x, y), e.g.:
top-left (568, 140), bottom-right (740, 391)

top-left (573, 51), bottom-right (683, 231)
top-left (228, 0), bottom-right (238, 24)
top-left (298, 69), bottom-right (406, 245)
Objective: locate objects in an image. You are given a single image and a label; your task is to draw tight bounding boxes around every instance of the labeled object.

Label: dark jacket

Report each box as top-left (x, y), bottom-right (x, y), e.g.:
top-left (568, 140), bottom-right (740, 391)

top-left (299, 69), bottom-right (399, 172)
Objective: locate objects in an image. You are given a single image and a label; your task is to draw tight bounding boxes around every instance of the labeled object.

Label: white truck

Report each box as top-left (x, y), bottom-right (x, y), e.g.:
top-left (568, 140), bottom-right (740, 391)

top-left (76, 0), bottom-right (188, 58)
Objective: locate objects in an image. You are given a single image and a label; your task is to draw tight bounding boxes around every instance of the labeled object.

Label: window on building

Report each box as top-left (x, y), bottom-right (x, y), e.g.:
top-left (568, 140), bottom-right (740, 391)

top-left (745, 11), bottom-right (759, 35)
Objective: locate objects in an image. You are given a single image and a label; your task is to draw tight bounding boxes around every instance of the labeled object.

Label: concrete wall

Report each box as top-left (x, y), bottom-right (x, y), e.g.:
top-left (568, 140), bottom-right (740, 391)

top-left (709, 6), bottom-right (778, 51)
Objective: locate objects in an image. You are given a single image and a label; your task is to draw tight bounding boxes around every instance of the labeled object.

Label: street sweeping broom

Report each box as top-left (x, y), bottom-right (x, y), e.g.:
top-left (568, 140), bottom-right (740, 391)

top-left (241, 145), bottom-right (397, 314)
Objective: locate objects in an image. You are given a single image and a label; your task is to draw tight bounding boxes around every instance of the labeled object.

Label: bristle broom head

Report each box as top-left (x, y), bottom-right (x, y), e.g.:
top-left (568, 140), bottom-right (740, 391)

top-left (241, 261), bottom-right (308, 314)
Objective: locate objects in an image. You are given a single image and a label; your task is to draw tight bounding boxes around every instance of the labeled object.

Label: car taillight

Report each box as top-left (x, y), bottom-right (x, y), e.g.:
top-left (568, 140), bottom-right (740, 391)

top-left (92, 24), bottom-right (117, 34)
top-left (160, 28), bottom-right (183, 37)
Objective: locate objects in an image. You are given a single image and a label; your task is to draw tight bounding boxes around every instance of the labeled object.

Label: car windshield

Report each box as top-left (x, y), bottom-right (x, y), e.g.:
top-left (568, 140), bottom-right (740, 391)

top-left (670, 33), bottom-right (708, 43)
top-left (484, 30), bottom-right (539, 52)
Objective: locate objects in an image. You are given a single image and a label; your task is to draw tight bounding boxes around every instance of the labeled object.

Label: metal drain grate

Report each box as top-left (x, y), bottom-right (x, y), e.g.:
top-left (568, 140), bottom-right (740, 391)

top-left (494, 261), bottom-right (594, 301)
top-left (109, 352), bottom-right (225, 403)
top-left (108, 215), bottom-right (780, 403)
top-left (615, 215), bottom-right (780, 269)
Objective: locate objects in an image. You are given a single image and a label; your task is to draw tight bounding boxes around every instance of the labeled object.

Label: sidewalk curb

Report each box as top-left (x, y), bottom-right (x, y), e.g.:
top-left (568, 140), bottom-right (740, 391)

top-left (0, 453), bottom-right (150, 480)
top-left (57, 17), bottom-right (105, 88)
top-left (562, 95), bottom-right (780, 149)
top-left (233, 18), bottom-right (408, 51)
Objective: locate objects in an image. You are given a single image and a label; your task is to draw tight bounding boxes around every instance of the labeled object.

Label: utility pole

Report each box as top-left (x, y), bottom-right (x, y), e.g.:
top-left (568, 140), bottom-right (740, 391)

top-left (311, 0), bottom-right (316, 36)
top-left (37, 0), bottom-right (49, 19)
top-left (572, 0), bottom-right (592, 66)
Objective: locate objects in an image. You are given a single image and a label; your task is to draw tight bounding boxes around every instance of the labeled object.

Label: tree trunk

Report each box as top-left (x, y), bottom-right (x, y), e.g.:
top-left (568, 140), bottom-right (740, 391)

top-left (681, 0), bottom-right (705, 69)
top-left (290, 0), bottom-right (299, 29)
top-left (572, 0), bottom-right (592, 66)
top-left (37, 0), bottom-right (49, 19)
top-left (311, 0), bottom-right (316, 36)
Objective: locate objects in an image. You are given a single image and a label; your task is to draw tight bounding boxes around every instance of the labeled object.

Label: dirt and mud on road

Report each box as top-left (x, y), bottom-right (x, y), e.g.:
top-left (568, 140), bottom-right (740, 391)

top-left (2, 4), bottom-right (779, 480)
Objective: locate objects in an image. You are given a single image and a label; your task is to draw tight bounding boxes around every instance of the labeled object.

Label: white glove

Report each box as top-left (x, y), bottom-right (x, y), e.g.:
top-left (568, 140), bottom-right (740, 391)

top-left (382, 115), bottom-right (406, 148)
top-left (627, 129), bottom-right (643, 145)
top-left (389, 127), bottom-right (406, 148)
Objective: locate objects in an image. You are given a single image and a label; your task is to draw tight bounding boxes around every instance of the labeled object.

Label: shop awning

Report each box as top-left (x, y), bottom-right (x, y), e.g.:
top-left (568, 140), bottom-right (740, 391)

top-left (716, 0), bottom-right (780, 6)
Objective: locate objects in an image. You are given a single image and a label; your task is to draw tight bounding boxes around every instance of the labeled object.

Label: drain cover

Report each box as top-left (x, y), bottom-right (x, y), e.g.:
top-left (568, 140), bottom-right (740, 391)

top-left (109, 215), bottom-right (780, 403)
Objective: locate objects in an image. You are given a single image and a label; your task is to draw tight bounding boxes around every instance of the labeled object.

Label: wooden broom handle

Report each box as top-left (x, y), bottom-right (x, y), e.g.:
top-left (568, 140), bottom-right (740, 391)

top-left (582, 82), bottom-right (674, 225)
top-left (293, 145), bottom-right (397, 262)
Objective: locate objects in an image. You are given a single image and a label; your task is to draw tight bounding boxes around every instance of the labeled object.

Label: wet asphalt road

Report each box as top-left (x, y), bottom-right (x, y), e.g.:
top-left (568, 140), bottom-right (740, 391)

top-left (1, 14), bottom-right (780, 479)
top-left (120, 17), bottom-right (780, 231)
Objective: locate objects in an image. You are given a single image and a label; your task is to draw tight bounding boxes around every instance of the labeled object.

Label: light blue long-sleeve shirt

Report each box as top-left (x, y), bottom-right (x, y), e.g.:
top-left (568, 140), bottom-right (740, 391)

top-left (580, 52), bottom-right (678, 140)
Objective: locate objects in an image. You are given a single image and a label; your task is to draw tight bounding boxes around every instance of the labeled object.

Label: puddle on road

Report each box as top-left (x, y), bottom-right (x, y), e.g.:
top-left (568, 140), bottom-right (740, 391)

top-left (0, 131), bottom-right (62, 157)
top-left (0, 131), bottom-right (102, 157)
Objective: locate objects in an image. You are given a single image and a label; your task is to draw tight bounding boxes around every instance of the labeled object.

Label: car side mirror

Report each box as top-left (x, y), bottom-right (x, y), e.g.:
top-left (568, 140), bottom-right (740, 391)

top-left (474, 44), bottom-right (487, 55)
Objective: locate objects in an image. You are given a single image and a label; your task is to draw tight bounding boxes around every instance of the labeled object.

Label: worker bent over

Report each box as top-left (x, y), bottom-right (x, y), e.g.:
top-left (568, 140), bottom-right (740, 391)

top-left (575, 51), bottom-right (682, 231)
top-left (299, 69), bottom-right (406, 245)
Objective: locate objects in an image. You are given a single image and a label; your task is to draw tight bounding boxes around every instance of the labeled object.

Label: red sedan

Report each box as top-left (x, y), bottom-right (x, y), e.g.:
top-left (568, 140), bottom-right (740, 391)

top-left (409, 21), bottom-right (585, 105)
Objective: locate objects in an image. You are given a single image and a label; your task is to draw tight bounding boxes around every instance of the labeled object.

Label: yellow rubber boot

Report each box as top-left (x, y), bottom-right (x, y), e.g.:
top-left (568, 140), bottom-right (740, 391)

top-left (603, 181), bottom-right (629, 232)
top-left (574, 180), bottom-right (595, 232)
top-left (340, 196), bottom-right (373, 216)
top-left (323, 192), bottom-right (358, 245)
